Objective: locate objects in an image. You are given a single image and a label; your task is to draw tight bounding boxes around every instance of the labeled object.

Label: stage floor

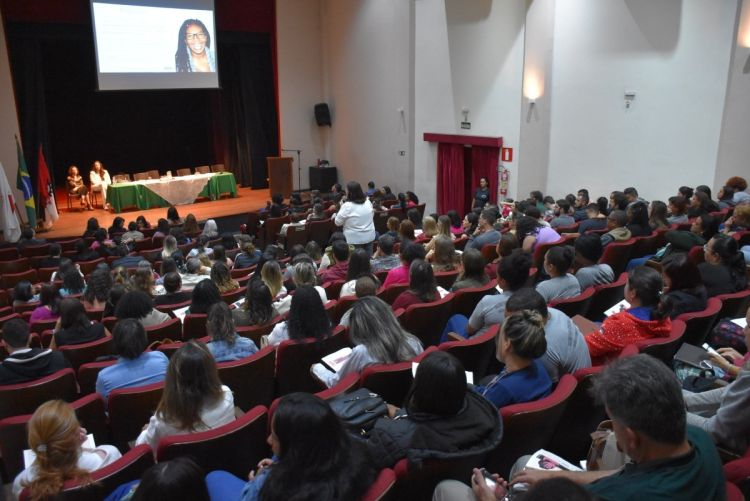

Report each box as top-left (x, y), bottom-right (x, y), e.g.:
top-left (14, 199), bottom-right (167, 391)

top-left (41, 185), bottom-right (271, 239)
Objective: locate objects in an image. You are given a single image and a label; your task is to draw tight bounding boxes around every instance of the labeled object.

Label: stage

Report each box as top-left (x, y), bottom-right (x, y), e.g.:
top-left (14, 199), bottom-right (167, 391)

top-left (40, 185), bottom-right (271, 239)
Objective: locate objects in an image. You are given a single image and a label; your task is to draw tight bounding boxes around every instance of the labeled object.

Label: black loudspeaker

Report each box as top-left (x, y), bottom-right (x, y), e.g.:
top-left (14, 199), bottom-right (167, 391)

top-left (309, 166), bottom-right (338, 191)
top-left (314, 103), bottom-right (331, 126)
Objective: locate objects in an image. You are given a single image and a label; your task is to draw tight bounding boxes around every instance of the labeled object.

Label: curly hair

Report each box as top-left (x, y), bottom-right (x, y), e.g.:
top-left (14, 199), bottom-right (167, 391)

top-left (83, 268), bottom-right (113, 304)
top-left (287, 286), bottom-right (330, 341)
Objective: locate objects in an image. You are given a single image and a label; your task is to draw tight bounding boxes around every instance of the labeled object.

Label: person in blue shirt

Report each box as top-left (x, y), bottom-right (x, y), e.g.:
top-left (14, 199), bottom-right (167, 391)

top-left (474, 310), bottom-right (552, 409)
top-left (205, 302), bottom-right (258, 363)
top-left (95, 319), bottom-right (168, 402)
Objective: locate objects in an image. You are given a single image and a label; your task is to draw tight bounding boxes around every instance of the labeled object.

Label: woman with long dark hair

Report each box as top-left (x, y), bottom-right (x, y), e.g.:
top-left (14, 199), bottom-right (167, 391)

top-left (175, 19), bottom-right (215, 73)
top-left (136, 341), bottom-right (234, 450)
top-left (30, 285), bottom-right (62, 324)
top-left (206, 302), bottom-right (258, 362)
top-left (232, 281), bottom-right (279, 327)
top-left (188, 279), bottom-right (223, 315)
top-left (699, 234), bottom-right (748, 296)
top-left (266, 286), bottom-right (331, 346)
top-left (392, 259), bottom-right (439, 311)
top-left (52, 298), bottom-right (108, 348)
top-left (205, 393), bottom-right (376, 501)
top-left (334, 181), bottom-right (376, 253)
top-left (660, 253), bottom-right (707, 318)
top-left (339, 248), bottom-right (379, 298)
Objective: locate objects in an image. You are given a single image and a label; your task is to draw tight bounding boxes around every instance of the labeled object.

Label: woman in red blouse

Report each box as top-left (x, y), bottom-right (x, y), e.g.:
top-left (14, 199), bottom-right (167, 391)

top-left (392, 259), bottom-right (439, 311)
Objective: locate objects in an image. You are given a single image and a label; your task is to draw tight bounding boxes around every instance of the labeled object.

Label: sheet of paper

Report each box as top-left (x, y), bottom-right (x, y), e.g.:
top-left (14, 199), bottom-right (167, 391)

top-left (524, 449), bottom-right (582, 472)
top-left (603, 299), bottom-right (630, 318)
top-left (731, 317), bottom-right (748, 328)
top-left (173, 305), bottom-right (190, 322)
top-left (321, 347), bottom-right (353, 373)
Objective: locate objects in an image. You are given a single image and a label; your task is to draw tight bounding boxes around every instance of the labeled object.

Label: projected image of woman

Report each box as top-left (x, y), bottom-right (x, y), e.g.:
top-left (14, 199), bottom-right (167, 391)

top-left (175, 19), bottom-right (215, 73)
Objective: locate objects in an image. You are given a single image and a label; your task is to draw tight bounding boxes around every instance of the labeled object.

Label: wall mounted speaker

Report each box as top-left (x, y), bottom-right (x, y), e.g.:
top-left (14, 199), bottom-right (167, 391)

top-left (314, 103), bottom-right (331, 126)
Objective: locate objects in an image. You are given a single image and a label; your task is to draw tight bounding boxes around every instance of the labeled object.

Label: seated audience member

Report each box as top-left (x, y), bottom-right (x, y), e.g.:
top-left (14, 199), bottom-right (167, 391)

top-left (51, 257), bottom-right (77, 283)
top-left (447, 209), bottom-right (464, 236)
top-left (91, 228), bottom-right (115, 257)
top-left (705, 307), bottom-right (750, 380)
top-left (111, 266), bottom-right (128, 286)
top-left (115, 290), bottom-right (171, 327)
top-left (180, 258), bottom-right (209, 289)
top-left (585, 266), bottom-right (672, 360)
top-left (467, 209), bottom-right (501, 250)
top-left (382, 241), bottom-right (427, 288)
top-left (108, 457), bottom-right (209, 501)
top-left (267, 286), bottom-right (331, 347)
top-left (339, 276), bottom-right (379, 327)
top-left (626, 201), bottom-right (651, 237)
top-left (71, 239), bottom-right (99, 262)
top-left (550, 199), bottom-right (575, 229)
top-left (136, 341), bottom-right (235, 450)
top-left (153, 218), bottom-right (171, 241)
top-left (574, 234), bottom-right (615, 290)
top-left (232, 281), bottom-right (279, 327)
top-left (370, 237), bottom-right (400, 275)
top-left (205, 302), bottom-right (258, 362)
top-left (59, 267), bottom-right (86, 297)
top-left (319, 240), bottom-right (350, 283)
top-left (516, 215), bottom-right (561, 253)
top-left (399, 219), bottom-right (417, 242)
top-left (276, 261), bottom-right (326, 315)
top-left (17, 227), bottom-right (46, 249)
top-left (187, 279), bottom-right (222, 315)
top-left (12, 281), bottom-right (38, 309)
top-left (648, 200), bottom-right (670, 230)
top-left (576, 203), bottom-right (607, 234)
top-left (536, 246), bottom-right (581, 303)
top-left (12, 400), bottom-right (122, 500)
top-left (129, 268), bottom-right (156, 298)
top-left (726, 175), bottom-right (750, 204)
top-left (103, 284), bottom-right (127, 318)
top-left (0, 319), bottom-right (69, 385)
top-left (205, 393), bottom-right (376, 501)
top-left (306, 202), bottom-right (327, 222)
top-left (609, 191), bottom-right (629, 212)
top-left (108, 216), bottom-right (126, 238)
top-left (30, 284), bottom-right (61, 324)
top-left (52, 298), bottom-right (108, 348)
top-left (572, 189), bottom-right (590, 220)
top-left (38, 243), bottom-right (62, 269)
top-left (188, 235), bottom-right (214, 259)
top-left (600, 209), bottom-right (631, 248)
top-left (83, 217), bottom-right (100, 238)
top-left (212, 244), bottom-right (233, 269)
top-left (722, 204), bottom-right (750, 235)
top-left (154, 272), bottom-right (192, 306)
top-left (462, 212), bottom-right (479, 237)
top-left (474, 310), bottom-right (552, 408)
top-left (667, 195), bottom-right (689, 224)
top-left (487, 355), bottom-right (726, 500)
top-left (505, 289), bottom-right (590, 382)
top-left (210, 262), bottom-right (239, 294)
top-left (121, 221), bottom-right (145, 244)
top-left (623, 186), bottom-right (647, 206)
top-left (660, 253), bottom-right (708, 318)
top-left (95, 319), bottom-right (168, 401)
top-left (159, 236), bottom-right (185, 269)
top-left (665, 213), bottom-right (720, 254)
top-left (717, 185), bottom-right (737, 209)
top-left (392, 259), bottom-right (440, 311)
top-left (260, 260), bottom-right (286, 300)
top-left (421, 216), bottom-right (438, 241)
top-left (82, 268), bottom-right (112, 310)
top-left (365, 351), bottom-right (502, 470)
top-left (384, 216), bottom-right (401, 241)
top-left (679, 185), bottom-right (695, 201)
top-left (451, 248), bottom-right (490, 292)
top-left (339, 248), bottom-right (380, 298)
top-left (699, 234), bottom-right (748, 296)
top-left (407, 208), bottom-right (422, 230)
top-left (233, 240), bottom-right (261, 269)
top-left (426, 216), bottom-right (457, 253)
top-left (313, 296), bottom-right (423, 387)
top-left (167, 206), bottom-right (184, 227)
top-left (136, 215), bottom-right (151, 231)
top-left (428, 236), bottom-right (459, 273)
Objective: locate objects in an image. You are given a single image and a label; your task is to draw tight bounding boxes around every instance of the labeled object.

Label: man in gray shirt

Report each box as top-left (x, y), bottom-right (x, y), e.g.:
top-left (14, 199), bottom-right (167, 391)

top-left (505, 288), bottom-right (591, 381)
top-left (468, 208), bottom-right (502, 250)
top-left (574, 234), bottom-right (615, 290)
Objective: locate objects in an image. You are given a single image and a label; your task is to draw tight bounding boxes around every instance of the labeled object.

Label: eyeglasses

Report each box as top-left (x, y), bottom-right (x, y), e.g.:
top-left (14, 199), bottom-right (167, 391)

top-left (703, 244), bottom-right (711, 254)
top-left (186, 32), bottom-right (207, 41)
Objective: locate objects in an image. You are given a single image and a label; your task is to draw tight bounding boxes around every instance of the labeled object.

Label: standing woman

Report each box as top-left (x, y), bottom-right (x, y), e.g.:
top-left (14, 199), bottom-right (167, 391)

top-left (334, 181), bottom-right (376, 254)
top-left (473, 177), bottom-right (491, 209)
top-left (67, 166), bottom-right (93, 210)
top-left (175, 19), bottom-right (216, 73)
top-left (89, 160), bottom-right (111, 210)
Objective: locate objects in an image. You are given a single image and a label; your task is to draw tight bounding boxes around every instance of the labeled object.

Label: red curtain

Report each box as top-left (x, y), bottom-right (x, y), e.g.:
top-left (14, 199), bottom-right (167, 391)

top-left (471, 146), bottom-right (500, 206)
top-left (437, 143), bottom-right (465, 214)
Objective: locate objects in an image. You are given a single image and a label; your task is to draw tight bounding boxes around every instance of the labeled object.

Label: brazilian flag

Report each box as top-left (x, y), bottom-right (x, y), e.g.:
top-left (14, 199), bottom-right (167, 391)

top-left (16, 136), bottom-right (36, 228)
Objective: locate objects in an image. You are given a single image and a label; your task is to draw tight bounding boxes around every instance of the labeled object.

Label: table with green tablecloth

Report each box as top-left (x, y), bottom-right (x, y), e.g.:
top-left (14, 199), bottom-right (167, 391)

top-left (107, 172), bottom-right (237, 213)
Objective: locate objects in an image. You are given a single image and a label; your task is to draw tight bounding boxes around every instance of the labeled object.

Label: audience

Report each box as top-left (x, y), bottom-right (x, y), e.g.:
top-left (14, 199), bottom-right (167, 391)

top-left (468, 209), bottom-right (501, 250)
top-left (187, 279), bottom-right (223, 315)
top-left (371, 234), bottom-right (401, 273)
top-left (600, 210), bottom-right (631, 247)
top-left (626, 201), bottom-right (651, 237)
top-left (574, 234), bottom-right (615, 290)
top-left (38, 243), bottom-right (62, 269)
top-left (153, 272), bottom-right (192, 306)
top-left (232, 281), bottom-right (279, 327)
top-left (109, 457), bottom-right (209, 501)
top-left (266, 286), bottom-right (331, 347)
top-left (52, 298), bottom-right (108, 348)
top-left (667, 196), bottom-right (689, 224)
top-left (451, 248), bottom-right (490, 292)
top-left (382, 241), bottom-right (426, 288)
top-left (29, 284), bottom-right (62, 324)
top-left (180, 258), bottom-right (209, 288)
top-left (95, 319), bottom-right (168, 401)
top-left (12, 281), bottom-right (38, 309)
top-left (135, 341), bottom-right (235, 450)
top-left (699, 234), bottom-right (748, 296)
top-left (234, 240), bottom-right (261, 269)
top-left (210, 261), bottom-right (239, 294)
top-left (82, 268), bottom-right (112, 310)
top-left (205, 302), bottom-right (258, 362)
top-left (114, 290), bottom-right (171, 327)
top-left (535, 246), bottom-right (581, 303)
top-left (339, 248), bottom-right (379, 298)
top-left (319, 240), bottom-right (350, 283)
top-left (429, 236), bottom-right (459, 272)
top-left (0, 318), bottom-right (69, 385)
top-left (660, 253), bottom-right (708, 318)
top-left (392, 259), bottom-right (441, 311)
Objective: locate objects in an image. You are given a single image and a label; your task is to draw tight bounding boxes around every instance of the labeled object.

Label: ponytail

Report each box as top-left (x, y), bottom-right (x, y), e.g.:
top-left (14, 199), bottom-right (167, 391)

top-left (654, 293), bottom-right (675, 321)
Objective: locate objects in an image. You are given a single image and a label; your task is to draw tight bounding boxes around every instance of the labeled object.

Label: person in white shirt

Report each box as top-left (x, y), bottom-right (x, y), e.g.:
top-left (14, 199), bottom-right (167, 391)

top-left (274, 261), bottom-right (327, 316)
top-left (89, 160), bottom-right (112, 210)
top-left (13, 400), bottom-right (122, 500)
top-left (312, 296), bottom-right (423, 388)
top-left (334, 181), bottom-right (376, 254)
top-left (135, 341), bottom-right (235, 450)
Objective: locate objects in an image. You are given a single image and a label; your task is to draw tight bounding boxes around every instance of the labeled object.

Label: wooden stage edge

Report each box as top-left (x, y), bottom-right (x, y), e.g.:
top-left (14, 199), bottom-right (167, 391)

top-left (38, 186), bottom-right (271, 240)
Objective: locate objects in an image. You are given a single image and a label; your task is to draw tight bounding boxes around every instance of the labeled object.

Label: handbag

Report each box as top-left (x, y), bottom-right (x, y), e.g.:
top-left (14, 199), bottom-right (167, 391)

top-left (587, 420), bottom-right (629, 471)
top-left (328, 388), bottom-right (388, 436)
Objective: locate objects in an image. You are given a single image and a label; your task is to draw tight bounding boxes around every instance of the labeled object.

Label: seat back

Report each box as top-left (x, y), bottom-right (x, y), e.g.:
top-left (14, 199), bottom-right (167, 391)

top-left (218, 346), bottom-right (276, 411)
top-left (0, 393), bottom-right (108, 482)
top-left (156, 405), bottom-right (269, 478)
top-left (532, 238), bottom-right (566, 270)
top-left (359, 361), bottom-right (415, 406)
top-left (677, 297), bottom-right (723, 345)
top-left (307, 218), bottom-right (335, 249)
top-left (322, 280), bottom-right (346, 301)
top-left (637, 319), bottom-right (687, 364)
top-left (77, 360), bottom-right (117, 396)
top-left (401, 294), bottom-right (454, 347)
top-left (221, 286), bottom-right (247, 305)
top-left (373, 211), bottom-right (391, 235)
top-left (438, 325), bottom-right (498, 380)
top-left (78, 258), bottom-right (105, 275)
top-left (0, 368), bottom-right (77, 420)
top-left (133, 172), bottom-right (150, 181)
top-left (377, 283), bottom-right (409, 305)
top-left (333, 295), bottom-right (358, 323)
top-left (392, 450), bottom-right (492, 501)
top-left (599, 239), bottom-right (635, 277)
top-left (450, 280), bottom-right (498, 317)
top-left (144, 318), bottom-right (182, 343)
top-left (587, 272), bottom-right (628, 321)
top-left (434, 269), bottom-right (460, 290)
top-left (630, 232), bottom-right (659, 258)
top-left (176, 168), bottom-right (192, 176)
top-left (715, 289), bottom-right (750, 320)
top-left (108, 382), bottom-right (164, 451)
top-left (480, 244), bottom-right (499, 263)
top-left (548, 287), bottom-right (595, 319)
top-left (1, 269), bottom-right (38, 289)
top-left (58, 336), bottom-right (115, 372)
top-left (183, 314), bottom-right (208, 341)
top-left (361, 468), bottom-right (397, 501)
top-left (687, 245), bottom-right (705, 266)
top-left (0, 258), bottom-right (29, 275)
top-left (275, 327), bottom-right (350, 396)
top-left (284, 225), bottom-right (310, 251)
top-left (485, 374), bottom-right (577, 477)
top-left (235, 319), bottom-right (280, 346)
top-left (211, 163), bottom-right (226, 172)
top-left (262, 215), bottom-right (291, 247)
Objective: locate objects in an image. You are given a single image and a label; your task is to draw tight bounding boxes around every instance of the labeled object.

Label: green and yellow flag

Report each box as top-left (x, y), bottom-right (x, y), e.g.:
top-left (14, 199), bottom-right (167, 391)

top-left (15, 136), bottom-right (36, 228)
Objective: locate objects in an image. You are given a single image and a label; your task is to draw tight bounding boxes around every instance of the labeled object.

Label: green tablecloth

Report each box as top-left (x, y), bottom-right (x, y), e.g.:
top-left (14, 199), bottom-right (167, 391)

top-left (107, 172), bottom-right (237, 213)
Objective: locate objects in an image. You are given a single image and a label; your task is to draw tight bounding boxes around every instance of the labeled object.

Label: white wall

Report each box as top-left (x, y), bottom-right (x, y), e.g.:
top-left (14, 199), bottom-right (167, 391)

top-left (545, 0), bottom-right (737, 203)
top-left (275, 0), bottom-right (328, 191)
top-left (0, 5), bottom-right (23, 241)
top-left (715, 0), bottom-right (750, 192)
top-left (321, 0), bottom-right (412, 194)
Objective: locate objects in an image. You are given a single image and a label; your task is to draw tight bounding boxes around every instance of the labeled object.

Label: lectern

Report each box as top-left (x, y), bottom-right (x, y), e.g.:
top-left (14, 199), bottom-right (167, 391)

top-left (266, 157), bottom-right (293, 198)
